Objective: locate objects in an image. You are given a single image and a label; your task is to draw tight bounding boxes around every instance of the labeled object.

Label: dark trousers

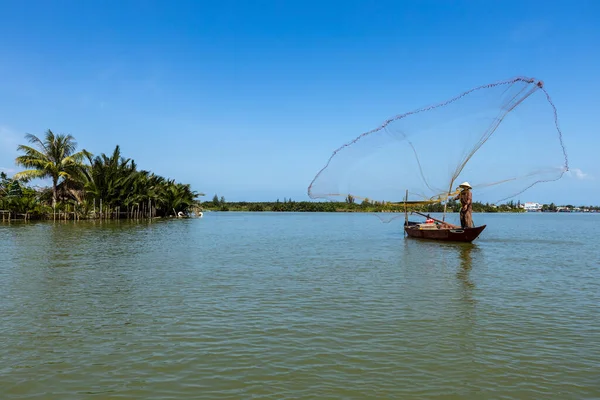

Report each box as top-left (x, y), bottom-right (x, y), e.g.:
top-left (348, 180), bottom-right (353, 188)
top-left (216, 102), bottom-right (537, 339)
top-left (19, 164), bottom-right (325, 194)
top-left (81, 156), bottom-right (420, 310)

top-left (460, 209), bottom-right (473, 228)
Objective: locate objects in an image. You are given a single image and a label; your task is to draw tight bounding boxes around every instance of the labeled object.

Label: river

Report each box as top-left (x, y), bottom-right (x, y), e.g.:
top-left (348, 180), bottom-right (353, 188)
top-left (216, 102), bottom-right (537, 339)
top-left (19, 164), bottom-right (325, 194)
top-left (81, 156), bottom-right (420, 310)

top-left (1, 212), bottom-right (599, 399)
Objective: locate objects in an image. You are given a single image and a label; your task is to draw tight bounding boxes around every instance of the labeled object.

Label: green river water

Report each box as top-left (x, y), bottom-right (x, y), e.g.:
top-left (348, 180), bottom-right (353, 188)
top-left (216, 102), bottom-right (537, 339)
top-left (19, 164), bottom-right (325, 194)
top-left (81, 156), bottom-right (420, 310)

top-left (1, 212), bottom-right (599, 399)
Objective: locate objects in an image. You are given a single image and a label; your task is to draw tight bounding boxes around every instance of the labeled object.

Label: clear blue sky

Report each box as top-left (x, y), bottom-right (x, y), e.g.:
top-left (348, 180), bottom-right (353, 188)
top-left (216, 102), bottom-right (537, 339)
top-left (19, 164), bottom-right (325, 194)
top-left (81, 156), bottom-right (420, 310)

top-left (0, 0), bottom-right (598, 204)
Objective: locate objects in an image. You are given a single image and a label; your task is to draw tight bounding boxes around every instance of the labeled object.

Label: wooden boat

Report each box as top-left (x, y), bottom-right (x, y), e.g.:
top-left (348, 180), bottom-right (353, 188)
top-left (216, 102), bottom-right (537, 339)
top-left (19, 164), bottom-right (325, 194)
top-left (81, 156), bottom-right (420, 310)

top-left (402, 205), bottom-right (486, 243)
top-left (404, 220), bottom-right (486, 243)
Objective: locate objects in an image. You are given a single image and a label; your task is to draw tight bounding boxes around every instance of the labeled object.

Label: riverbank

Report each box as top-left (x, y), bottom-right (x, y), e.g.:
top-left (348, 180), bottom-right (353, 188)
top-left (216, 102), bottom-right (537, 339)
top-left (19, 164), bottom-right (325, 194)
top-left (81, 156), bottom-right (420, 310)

top-left (4, 201), bottom-right (598, 221)
top-left (202, 197), bottom-right (600, 214)
top-left (200, 200), bottom-right (527, 213)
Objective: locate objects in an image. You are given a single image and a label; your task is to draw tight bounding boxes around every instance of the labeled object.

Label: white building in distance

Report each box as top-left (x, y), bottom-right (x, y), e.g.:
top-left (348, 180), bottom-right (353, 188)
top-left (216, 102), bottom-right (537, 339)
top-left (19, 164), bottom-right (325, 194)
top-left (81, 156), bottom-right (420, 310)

top-left (523, 202), bottom-right (543, 212)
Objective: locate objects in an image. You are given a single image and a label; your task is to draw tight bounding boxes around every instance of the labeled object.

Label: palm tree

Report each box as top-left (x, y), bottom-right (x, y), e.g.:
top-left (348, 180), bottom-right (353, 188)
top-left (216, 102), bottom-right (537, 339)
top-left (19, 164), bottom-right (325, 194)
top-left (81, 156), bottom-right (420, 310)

top-left (14, 130), bottom-right (91, 212)
top-left (156, 180), bottom-right (200, 215)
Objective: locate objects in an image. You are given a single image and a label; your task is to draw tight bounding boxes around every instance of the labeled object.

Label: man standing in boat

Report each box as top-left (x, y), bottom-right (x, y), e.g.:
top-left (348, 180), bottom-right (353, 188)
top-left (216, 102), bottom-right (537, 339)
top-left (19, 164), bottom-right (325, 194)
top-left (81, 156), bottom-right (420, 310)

top-left (455, 182), bottom-right (473, 228)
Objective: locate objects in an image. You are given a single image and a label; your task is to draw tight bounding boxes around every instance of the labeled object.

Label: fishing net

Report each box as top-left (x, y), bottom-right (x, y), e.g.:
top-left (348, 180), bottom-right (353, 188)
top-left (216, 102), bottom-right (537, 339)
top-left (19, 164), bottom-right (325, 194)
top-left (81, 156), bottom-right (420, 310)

top-left (307, 76), bottom-right (568, 221)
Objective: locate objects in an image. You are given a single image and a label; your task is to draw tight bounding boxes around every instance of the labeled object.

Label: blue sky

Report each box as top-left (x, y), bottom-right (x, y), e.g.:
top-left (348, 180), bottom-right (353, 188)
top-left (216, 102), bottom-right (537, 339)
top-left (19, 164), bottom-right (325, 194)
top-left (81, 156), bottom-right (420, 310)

top-left (0, 0), bottom-right (598, 204)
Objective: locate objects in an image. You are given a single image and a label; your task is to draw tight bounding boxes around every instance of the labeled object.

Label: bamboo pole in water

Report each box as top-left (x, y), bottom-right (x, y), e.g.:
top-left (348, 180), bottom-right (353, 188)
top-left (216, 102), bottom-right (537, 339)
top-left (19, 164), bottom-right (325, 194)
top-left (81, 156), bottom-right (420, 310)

top-left (404, 189), bottom-right (408, 235)
top-left (442, 180), bottom-right (454, 222)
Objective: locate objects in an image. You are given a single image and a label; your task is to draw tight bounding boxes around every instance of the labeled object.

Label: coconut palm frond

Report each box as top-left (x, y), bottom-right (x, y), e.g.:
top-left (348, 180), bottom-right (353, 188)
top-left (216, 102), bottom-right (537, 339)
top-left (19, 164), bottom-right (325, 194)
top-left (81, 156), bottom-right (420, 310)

top-left (13, 169), bottom-right (49, 181)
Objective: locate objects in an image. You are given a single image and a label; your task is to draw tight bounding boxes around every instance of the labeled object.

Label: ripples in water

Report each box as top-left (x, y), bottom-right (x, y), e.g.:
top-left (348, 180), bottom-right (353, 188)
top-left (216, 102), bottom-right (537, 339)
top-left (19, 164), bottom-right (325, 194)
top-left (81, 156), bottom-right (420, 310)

top-left (1, 213), bottom-right (599, 399)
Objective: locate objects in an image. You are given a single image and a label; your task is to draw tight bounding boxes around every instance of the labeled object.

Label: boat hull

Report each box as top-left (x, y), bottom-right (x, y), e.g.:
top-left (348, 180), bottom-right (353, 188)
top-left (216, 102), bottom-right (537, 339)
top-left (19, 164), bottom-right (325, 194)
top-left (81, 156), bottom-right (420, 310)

top-left (404, 224), bottom-right (486, 243)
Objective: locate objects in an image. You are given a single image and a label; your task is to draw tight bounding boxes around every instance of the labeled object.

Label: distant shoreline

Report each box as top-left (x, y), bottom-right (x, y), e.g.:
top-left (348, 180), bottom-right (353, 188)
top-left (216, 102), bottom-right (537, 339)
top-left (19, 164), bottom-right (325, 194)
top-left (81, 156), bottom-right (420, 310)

top-left (200, 209), bottom-right (599, 214)
top-left (199, 200), bottom-right (599, 214)
top-left (3, 208), bottom-right (598, 223)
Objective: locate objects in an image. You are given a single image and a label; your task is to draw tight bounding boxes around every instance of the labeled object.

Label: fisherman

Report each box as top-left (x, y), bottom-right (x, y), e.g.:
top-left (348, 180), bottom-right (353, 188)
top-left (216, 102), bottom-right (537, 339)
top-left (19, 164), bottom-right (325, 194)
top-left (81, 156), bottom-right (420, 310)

top-left (454, 182), bottom-right (473, 228)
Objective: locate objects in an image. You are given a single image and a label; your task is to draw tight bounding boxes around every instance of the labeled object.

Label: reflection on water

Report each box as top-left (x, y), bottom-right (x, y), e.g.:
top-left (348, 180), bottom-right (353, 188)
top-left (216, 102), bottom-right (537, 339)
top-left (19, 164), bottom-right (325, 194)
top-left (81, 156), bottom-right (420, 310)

top-left (454, 243), bottom-right (479, 338)
top-left (456, 243), bottom-right (477, 291)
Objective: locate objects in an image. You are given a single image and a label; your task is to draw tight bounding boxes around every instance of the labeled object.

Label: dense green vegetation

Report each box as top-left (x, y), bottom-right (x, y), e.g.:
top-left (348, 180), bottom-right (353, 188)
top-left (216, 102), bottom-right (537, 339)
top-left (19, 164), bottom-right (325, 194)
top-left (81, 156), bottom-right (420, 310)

top-left (200, 198), bottom-right (522, 213)
top-left (1, 130), bottom-right (203, 220)
top-left (201, 195), bottom-right (600, 214)
top-left (201, 196), bottom-right (600, 213)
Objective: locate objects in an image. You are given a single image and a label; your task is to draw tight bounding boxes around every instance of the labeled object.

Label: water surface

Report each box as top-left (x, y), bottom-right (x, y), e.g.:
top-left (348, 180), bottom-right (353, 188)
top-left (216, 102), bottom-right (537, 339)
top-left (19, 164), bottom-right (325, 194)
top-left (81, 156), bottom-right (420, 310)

top-left (1, 212), bottom-right (599, 399)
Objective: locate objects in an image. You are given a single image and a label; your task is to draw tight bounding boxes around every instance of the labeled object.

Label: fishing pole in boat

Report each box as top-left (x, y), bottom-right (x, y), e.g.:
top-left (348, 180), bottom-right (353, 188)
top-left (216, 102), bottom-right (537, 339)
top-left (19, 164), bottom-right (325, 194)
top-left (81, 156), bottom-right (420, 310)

top-left (411, 211), bottom-right (460, 228)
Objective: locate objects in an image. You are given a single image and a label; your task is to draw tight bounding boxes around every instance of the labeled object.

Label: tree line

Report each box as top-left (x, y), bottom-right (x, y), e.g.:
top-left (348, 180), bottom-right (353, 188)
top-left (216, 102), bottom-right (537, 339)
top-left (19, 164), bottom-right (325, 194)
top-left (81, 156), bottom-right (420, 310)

top-left (0, 130), bottom-right (202, 220)
top-left (201, 196), bottom-right (600, 213)
top-left (199, 197), bottom-right (542, 213)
